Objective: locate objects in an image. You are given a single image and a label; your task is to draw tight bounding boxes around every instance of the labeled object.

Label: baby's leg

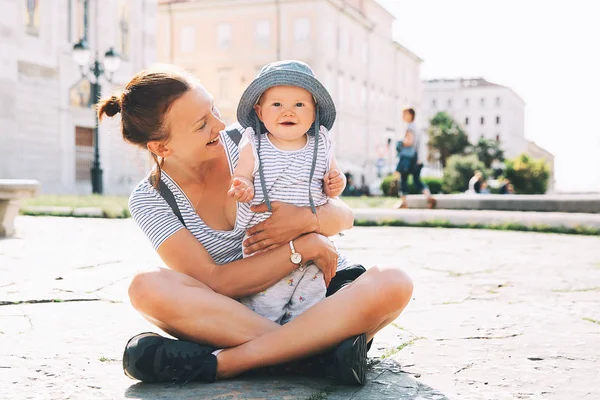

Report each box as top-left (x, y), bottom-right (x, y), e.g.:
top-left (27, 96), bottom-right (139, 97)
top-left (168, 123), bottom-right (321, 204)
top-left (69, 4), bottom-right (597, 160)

top-left (240, 268), bottom-right (305, 324)
top-left (281, 264), bottom-right (326, 324)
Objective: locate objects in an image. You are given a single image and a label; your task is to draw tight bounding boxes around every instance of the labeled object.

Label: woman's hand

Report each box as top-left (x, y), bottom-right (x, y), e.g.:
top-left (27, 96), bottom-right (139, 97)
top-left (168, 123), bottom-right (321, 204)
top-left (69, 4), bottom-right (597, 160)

top-left (244, 201), bottom-right (315, 255)
top-left (295, 233), bottom-right (338, 286)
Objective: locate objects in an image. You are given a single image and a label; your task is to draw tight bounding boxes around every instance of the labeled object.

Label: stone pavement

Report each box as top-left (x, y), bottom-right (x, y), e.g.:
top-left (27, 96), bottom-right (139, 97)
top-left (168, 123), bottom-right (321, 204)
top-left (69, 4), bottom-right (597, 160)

top-left (1, 216), bottom-right (599, 400)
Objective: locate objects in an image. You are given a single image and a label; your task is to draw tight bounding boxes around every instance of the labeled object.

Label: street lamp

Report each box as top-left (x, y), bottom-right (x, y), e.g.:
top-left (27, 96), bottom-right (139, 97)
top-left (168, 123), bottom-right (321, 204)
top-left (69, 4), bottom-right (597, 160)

top-left (72, 38), bottom-right (121, 194)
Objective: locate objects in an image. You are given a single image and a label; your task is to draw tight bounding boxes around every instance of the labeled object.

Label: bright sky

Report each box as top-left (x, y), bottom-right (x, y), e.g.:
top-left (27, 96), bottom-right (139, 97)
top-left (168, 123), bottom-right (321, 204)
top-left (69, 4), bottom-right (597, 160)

top-left (377, 0), bottom-right (600, 192)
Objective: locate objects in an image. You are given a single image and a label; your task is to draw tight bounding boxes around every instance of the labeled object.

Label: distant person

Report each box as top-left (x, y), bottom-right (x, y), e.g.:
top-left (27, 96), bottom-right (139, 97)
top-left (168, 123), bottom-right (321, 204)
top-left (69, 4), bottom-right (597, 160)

top-left (343, 172), bottom-right (362, 196)
top-left (480, 181), bottom-right (491, 194)
top-left (467, 171), bottom-right (483, 194)
top-left (394, 108), bottom-right (436, 209)
top-left (499, 179), bottom-right (514, 195)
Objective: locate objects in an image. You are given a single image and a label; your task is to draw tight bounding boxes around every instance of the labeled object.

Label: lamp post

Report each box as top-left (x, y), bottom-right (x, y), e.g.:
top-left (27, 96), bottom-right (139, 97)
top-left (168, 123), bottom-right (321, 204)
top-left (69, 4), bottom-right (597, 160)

top-left (72, 39), bottom-right (121, 194)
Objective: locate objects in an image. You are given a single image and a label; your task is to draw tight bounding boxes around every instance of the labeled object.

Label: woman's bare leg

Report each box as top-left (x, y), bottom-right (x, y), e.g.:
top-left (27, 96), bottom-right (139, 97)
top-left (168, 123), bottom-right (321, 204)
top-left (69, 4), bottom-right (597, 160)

top-left (129, 265), bottom-right (413, 378)
top-left (128, 268), bottom-right (280, 348)
top-left (215, 266), bottom-right (412, 377)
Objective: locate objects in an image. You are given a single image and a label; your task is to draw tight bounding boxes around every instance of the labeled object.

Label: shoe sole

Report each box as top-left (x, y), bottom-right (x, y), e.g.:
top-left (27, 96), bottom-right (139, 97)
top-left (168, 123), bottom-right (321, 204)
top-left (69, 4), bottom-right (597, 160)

top-left (333, 334), bottom-right (367, 385)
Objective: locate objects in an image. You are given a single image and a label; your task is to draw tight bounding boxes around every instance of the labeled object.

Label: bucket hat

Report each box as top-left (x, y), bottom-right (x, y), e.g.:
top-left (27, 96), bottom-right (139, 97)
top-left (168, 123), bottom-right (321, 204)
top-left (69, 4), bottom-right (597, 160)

top-left (237, 60), bottom-right (336, 132)
top-left (236, 60), bottom-right (336, 214)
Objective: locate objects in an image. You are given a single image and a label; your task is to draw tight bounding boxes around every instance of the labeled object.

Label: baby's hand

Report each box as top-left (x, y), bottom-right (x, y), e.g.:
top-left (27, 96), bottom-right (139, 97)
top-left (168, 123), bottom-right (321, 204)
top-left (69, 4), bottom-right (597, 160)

top-left (228, 177), bottom-right (255, 202)
top-left (324, 169), bottom-right (345, 197)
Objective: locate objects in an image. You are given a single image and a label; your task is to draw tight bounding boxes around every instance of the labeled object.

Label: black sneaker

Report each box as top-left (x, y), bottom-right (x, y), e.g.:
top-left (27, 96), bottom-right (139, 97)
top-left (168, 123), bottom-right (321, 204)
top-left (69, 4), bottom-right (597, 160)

top-left (123, 332), bottom-right (217, 383)
top-left (326, 334), bottom-right (368, 385)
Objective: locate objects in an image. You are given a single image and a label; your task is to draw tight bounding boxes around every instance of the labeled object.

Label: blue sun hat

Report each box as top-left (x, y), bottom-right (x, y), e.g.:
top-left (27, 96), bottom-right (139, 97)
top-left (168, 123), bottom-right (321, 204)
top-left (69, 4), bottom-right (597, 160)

top-left (236, 60), bottom-right (336, 214)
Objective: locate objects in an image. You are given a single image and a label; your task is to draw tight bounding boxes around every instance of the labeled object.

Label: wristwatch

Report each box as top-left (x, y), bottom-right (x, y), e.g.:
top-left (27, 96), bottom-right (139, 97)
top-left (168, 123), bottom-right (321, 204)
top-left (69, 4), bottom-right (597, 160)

top-left (289, 240), bottom-right (304, 270)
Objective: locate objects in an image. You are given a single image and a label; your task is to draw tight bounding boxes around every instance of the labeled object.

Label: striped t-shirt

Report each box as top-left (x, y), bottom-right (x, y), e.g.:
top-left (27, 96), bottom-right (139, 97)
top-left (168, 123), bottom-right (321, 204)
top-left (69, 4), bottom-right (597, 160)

top-left (128, 126), bottom-right (351, 270)
top-left (235, 126), bottom-right (351, 270)
top-left (128, 129), bottom-right (248, 265)
top-left (236, 126), bottom-right (332, 230)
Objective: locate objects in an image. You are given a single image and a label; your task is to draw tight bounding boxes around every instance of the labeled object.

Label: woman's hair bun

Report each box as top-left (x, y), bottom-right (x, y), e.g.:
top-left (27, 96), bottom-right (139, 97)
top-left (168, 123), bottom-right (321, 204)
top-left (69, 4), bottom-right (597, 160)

top-left (101, 95), bottom-right (122, 117)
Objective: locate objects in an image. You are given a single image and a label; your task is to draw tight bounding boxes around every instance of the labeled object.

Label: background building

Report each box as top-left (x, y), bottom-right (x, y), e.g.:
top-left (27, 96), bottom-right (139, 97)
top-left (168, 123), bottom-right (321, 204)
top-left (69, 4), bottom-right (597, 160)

top-left (157, 0), bottom-right (423, 185)
top-left (422, 77), bottom-right (527, 159)
top-left (0, 0), bottom-right (156, 194)
top-left (422, 77), bottom-right (554, 185)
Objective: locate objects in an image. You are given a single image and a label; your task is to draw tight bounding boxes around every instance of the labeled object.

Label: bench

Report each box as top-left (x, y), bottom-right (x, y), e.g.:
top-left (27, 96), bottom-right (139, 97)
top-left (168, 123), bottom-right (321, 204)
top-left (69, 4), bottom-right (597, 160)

top-left (0, 179), bottom-right (40, 237)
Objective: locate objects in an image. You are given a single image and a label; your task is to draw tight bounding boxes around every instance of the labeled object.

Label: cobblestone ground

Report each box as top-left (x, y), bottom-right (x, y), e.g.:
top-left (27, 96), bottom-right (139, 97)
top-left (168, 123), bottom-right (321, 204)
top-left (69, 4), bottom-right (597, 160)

top-left (1, 216), bottom-right (599, 399)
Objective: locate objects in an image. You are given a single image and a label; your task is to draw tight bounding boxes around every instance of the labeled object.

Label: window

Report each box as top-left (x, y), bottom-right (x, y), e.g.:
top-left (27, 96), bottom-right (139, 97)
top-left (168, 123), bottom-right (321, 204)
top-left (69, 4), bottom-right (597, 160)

top-left (361, 83), bottom-right (367, 106)
top-left (348, 34), bottom-right (353, 57)
top-left (69, 0), bottom-right (86, 42)
top-left (465, 98), bottom-right (469, 107)
top-left (496, 116), bottom-right (501, 125)
top-left (69, 79), bottom-right (92, 108)
top-left (480, 97), bottom-right (485, 106)
top-left (496, 97), bottom-right (501, 107)
top-left (294, 18), bottom-right (310, 43)
top-left (465, 117), bottom-right (469, 125)
top-left (337, 74), bottom-right (344, 102)
top-left (218, 69), bottom-right (231, 102)
top-left (25, 0), bottom-right (40, 36)
top-left (339, 27), bottom-right (348, 54)
top-left (75, 127), bottom-right (93, 182)
top-left (480, 116), bottom-right (485, 125)
top-left (432, 99), bottom-right (436, 108)
top-left (117, 0), bottom-right (130, 61)
top-left (255, 20), bottom-right (270, 46)
top-left (447, 98), bottom-right (452, 108)
top-left (217, 23), bottom-right (232, 50)
top-left (496, 134), bottom-right (500, 142)
top-left (180, 26), bottom-right (195, 53)
top-left (323, 68), bottom-right (334, 93)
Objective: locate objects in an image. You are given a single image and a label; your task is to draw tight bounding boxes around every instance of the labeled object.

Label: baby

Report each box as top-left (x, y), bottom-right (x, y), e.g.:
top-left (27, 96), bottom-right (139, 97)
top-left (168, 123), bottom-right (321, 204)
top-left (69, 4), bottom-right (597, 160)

top-left (229, 60), bottom-right (351, 324)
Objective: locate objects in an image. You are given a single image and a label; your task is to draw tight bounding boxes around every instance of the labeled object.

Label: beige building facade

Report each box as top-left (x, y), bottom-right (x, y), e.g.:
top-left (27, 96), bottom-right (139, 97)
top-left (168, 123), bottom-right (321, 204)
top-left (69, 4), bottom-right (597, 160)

top-left (0, 0), bottom-right (157, 194)
top-left (158, 0), bottom-right (422, 184)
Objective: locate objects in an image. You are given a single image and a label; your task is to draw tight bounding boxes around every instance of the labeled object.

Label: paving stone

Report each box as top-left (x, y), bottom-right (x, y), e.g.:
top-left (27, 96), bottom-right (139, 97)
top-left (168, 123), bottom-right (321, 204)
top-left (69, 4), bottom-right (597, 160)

top-left (1, 216), bottom-right (599, 399)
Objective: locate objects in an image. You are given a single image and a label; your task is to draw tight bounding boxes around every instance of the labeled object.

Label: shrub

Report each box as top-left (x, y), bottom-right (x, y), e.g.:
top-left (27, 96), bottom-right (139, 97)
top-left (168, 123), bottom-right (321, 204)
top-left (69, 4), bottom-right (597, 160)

top-left (442, 154), bottom-right (487, 193)
top-left (422, 177), bottom-right (443, 195)
top-left (381, 174), bottom-right (398, 196)
top-left (504, 154), bottom-right (550, 194)
top-left (380, 174), bottom-right (443, 195)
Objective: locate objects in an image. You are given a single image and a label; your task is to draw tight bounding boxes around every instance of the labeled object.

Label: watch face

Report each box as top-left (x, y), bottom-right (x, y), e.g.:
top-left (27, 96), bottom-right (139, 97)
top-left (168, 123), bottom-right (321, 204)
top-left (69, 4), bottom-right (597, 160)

top-left (291, 253), bottom-right (302, 264)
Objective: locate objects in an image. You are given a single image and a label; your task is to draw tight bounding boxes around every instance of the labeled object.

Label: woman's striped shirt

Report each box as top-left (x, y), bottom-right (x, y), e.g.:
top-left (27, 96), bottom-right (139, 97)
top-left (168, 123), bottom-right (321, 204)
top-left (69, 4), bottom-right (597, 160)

top-left (128, 129), bottom-right (248, 265)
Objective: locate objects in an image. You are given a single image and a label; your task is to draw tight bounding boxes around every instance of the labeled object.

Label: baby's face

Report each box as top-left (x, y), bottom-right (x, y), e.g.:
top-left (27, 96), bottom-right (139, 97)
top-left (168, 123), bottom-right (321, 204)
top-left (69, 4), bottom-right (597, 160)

top-left (254, 86), bottom-right (315, 141)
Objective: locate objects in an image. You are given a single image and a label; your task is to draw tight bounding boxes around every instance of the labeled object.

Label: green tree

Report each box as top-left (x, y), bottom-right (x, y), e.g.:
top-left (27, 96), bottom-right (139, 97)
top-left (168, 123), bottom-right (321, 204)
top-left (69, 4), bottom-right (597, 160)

top-left (473, 137), bottom-right (504, 168)
top-left (505, 154), bottom-right (550, 194)
top-left (442, 154), bottom-right (487, 193)
top-left (427, 112), bottom-right (471, 168)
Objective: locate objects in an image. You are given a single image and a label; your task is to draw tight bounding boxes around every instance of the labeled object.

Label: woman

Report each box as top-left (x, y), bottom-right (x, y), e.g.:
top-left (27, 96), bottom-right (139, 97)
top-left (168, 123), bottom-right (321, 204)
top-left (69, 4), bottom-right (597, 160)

top-left (395, 108), bottom-right (436, 209)
top-left (98, 66), bottom-right (413, 385)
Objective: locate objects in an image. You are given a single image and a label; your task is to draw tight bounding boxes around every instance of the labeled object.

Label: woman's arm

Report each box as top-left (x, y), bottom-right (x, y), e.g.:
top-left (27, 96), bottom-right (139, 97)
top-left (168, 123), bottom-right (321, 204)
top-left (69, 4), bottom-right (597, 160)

top-left (243, 198), bottom-right (354, 254)
top-left (157, 229), bottom-right (337, 299)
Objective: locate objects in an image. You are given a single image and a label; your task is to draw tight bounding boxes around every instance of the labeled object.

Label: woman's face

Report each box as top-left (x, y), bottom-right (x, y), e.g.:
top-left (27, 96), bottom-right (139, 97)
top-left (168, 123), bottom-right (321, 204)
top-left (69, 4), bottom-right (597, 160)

top-left (162, 85), bottom-right (226, 165)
